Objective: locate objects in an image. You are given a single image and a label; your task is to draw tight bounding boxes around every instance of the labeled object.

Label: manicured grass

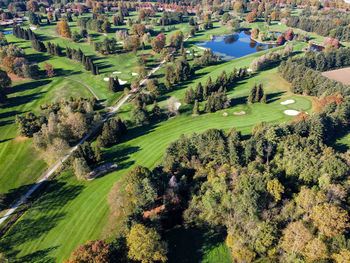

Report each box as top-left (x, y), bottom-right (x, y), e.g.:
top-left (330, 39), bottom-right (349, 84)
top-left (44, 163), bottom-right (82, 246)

top-left (0, 77), bottom-right (93, 214)
top-left (166, 226), bottom-right (233, 263)
top-left (0, 14), bottom-right (315, 263)
top-left (0, 73), bottom-right (312, 262)
top-left (333, 130), bottom-right (350, 153)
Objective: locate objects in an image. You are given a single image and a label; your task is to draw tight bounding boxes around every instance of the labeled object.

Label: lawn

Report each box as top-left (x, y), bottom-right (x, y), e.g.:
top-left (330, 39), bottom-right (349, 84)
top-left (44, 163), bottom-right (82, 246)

top-left (0, 77), bottom-right (94, 217)
top-left (0, 12), bottom-right (315, 263)
top-left (0, 71), bottom-right (312, 262)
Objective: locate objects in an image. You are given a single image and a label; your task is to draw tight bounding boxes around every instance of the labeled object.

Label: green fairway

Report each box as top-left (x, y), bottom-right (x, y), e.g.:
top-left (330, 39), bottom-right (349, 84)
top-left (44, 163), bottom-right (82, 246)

top-left (0, 12), bottom-right (317, 262)
top-left (0, 77), bottom-right (94, 215)
top-left (0, 86), bottom-right (312, 261)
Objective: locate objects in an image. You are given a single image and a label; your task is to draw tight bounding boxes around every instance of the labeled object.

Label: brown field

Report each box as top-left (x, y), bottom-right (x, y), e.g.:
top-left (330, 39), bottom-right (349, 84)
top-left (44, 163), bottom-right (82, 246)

top-left (322, 67), bottom-right (350, 85)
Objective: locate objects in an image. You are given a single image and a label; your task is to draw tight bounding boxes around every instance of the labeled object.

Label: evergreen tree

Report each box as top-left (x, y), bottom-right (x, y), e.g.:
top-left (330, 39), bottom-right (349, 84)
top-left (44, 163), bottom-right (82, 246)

top-left (193, 100), bottom-right (199, 116)
top-left (247, 84), bottom-right (257, 104)
top-left (195, 82), bottom-right (203, 101)
top-left (151, 101), bottom-right (162, 121)
top-left (184, 87), bottom-right (194, 104)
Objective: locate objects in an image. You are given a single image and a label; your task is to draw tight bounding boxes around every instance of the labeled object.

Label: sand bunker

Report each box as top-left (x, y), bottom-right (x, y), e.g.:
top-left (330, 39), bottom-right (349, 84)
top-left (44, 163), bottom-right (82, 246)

top-left (223, 112), bottom-right (228, 116)
top-left (104, 77), bottom-right (126, 84)
top-left (119, 79), bottom-right (127, 85)
top-left (284, 110), bottom-right (309, 116)
top-left (280, 99), bottom-right (295, 105)
top-left (113, 71), bottom-right (121, 74)
top-left (29, 26), bottom-right (37, 30)
top-left (247, 68), bottom-right (253, 72)
top-left (233, 111), bottom-right (246, 115)
top-left (132, 72), bottom-right (138, 76)
top-left (174, 102), bottom-right (181, 110)
top-left (198, 46), bottom-right (208, 50)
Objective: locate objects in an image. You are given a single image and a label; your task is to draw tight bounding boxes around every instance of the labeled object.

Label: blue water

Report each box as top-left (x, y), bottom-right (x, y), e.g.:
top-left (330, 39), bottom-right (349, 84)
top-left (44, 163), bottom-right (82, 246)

top-left (195, 31), bottom-right (277, 60)
top-left (3, 31), bottom-right (13, 35)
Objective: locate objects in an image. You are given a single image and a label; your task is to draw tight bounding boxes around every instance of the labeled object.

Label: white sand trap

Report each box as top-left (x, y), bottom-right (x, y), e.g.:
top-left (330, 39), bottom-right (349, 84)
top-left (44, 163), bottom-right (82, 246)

top-left (103, 78), bottom-right (109, 81)
top-left (198, 46), bottom-right (208, 50)
top-left (233, 111), bottom-right (246, 115)
top-left (247, 68), bottom-right (253, 72)
top-left (103, 33), bottom-right (107, 36)
top-left (113, 71), bottom-right (121, 74)
top-left (119, 79), bottom-right (127, 85)
top-left (118, 41), bottom-right (124, 44)
top-left (284, 110), bottom-right (305, 116)
top-left (174, 102), bottom-right (181, 110)
top-left (29, 26), bottom-right (37, 30)
top-left (132, 72), bottom-right (138, 76)
top-left (223, 112), bottom-right (228, 116)
top-left (186, 50), bottom-right (191, 54)
top-left (280, 99), bottom-right (295, 105)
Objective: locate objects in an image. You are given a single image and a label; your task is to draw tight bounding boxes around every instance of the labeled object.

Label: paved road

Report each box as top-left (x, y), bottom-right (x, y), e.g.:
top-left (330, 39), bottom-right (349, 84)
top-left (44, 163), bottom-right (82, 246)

top-left (0, 35), bottom-right (191, 226)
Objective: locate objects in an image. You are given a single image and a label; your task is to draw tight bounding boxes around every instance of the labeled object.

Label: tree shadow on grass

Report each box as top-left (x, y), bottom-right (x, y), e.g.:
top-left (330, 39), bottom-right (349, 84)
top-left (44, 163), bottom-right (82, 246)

top-left (0, 119), bottom-right (14, 128)
top-left (0, 110), bottom-right (25, 119)
top-left (14, 246), bottom-right (58, 263)
top-left (8, 80), bottom-right (52, 95)
top-left (101, 144), bottom-right (139, 172)
top-left (26, 52), bottom-right (51, 64)
top-left (6, 91), bottom-right (46, 108)
top-left (166, 226), bottom-right (226, 263)
top-left (266, 91), bottom-right (285, 103)
top-left (0, 183), bottom-right (38, 212)
top-left (0, 138), bottom-right (12, 144)
top-left (0, 181), bottom-right (84, 259)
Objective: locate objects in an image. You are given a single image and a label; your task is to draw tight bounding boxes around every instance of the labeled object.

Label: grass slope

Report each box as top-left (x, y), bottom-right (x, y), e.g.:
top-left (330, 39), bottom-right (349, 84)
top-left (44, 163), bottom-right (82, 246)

top-left (0, 77), bottom-right (93, 215)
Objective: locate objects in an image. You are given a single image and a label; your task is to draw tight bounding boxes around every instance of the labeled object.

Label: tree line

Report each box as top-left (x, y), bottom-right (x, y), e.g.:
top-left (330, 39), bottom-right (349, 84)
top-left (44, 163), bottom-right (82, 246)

top-left (279, 47), bottom-right (350, 96)
top-left (65, 92), bottom-right (350, 262)
top-left (286, 10), bottom-right (350, 42)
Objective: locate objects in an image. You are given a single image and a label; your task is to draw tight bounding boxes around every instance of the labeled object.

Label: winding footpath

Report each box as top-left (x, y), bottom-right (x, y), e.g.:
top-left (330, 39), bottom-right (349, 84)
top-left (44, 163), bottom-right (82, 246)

top-left (0, 37), bottom-right (190, 225)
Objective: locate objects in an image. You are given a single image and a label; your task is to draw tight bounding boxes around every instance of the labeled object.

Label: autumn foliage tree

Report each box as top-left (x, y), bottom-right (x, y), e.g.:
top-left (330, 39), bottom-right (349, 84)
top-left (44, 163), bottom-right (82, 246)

top-left (246, 11), bottom-right (257, 23)
top-left (285, 29), bottom-right (294, 41)
top-left (310, 203), bottom-right (349, 238)
top-left (126, 224), bottom-right (167, 263)
top-left (44, 62), bottom-right (55, 78)
top-left (151, 33), bottom-right (166, 53)
top-left (57, 20), bottom-right (72, 38)
top-left (65, 240), bottom-right (111, 263)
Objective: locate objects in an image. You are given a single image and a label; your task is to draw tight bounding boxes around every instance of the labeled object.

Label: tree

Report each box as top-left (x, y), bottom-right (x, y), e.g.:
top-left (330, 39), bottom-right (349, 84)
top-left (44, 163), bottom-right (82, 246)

top-left (57, 20), bottom-right (72, 38)
top-left (310, 203), bottom-right (349, 238)
top-left (0, 69), bottom-right (11, 89)
top-left (333, 249), bottom-right (350, 263)
top-left (281, 221), bottom-right (312, 254)
top-left (193, 100), bottom-right (199, 116)
top-left (246, 11), bottom-right (257, 23)
top-left (130, 106), bottom-right (149, 126)
top-left (267, 179), bottom-right (284, 202)
top-left (109, 76), bottom-right (121, 92)
top-left (234, 1), bottom-right (245, 13)
top-left (26, 0), bottom-right (39, 12)
top-left (73, 157), bottom-right (91, 180)
top-left (65, 240), bottom-right (111, 263)
top-left (285, 29), bottom-right (294, 41)
top-left (169, 30), bottom-right (183, 48)
top-left (276, 35), bottom-right (286, 45)
top-left (151, 34), bottom-right (166, 53)
top-left (28, 11), bottom-right (39, 25)
top-left (126, 224), bottom-right (167, 263)
top-left (44, 62), bottom-right (55, 78)
top-left (303, 238), bottom-right (328, 261)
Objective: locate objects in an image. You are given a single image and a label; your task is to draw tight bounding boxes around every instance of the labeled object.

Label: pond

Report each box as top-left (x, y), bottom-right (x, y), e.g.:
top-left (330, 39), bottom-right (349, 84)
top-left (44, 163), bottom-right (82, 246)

top-left (2, 30), bottom-right (13, 35)
top-left (195, 31), bottom-right (278, 60)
